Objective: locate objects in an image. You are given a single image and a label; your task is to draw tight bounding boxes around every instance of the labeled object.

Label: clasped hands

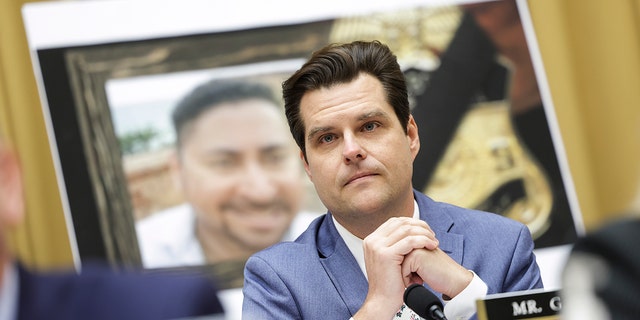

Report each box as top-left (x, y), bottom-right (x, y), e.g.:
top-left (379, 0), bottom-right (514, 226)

top-left (355, 217), bottom-right (472, 319)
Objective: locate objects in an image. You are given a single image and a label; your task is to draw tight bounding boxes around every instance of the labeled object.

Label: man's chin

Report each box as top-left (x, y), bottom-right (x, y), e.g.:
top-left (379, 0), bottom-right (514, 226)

top-left (346, 191), bottom-right (388, 211)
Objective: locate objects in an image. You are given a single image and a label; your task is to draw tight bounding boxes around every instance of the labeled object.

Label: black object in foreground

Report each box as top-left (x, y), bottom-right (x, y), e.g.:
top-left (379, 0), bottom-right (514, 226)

top-left (403, 283), bottom-right (448, 320)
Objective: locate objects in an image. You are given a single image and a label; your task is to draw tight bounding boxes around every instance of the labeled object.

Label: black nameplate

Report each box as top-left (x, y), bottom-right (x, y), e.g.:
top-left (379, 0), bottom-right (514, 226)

top-left (476, 289), bottom-right (561, 320)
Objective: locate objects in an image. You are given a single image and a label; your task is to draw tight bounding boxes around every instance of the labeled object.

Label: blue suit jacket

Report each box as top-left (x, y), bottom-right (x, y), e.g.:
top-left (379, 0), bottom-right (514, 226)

top-left (243, 190), bottom-right (543, 319)
top-left (17, 262), bottom-right (224, 320)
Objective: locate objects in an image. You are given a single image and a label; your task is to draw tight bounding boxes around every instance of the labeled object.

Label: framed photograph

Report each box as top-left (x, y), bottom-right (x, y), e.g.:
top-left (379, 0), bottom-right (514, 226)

top-left (23, 0), bottom-right (583, 293)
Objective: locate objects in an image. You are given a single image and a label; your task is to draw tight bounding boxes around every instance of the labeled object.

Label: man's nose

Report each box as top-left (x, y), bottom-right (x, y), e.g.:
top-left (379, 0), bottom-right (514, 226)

top-left (342, 133), bottom-right (366, 164)
top-left (238, 162), bottom-right (278, 203)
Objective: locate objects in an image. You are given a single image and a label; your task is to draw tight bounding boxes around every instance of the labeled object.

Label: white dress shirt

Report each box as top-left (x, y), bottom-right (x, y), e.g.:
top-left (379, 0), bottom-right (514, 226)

top-left (335, 200), bottom-right (488, 320)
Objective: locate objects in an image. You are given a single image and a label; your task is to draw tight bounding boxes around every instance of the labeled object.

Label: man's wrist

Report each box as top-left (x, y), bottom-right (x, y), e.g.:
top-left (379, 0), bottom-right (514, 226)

top-left (353, 298), bottom-right (400, 320)
top-left (443, 270), bottom-right (488, 320)
top-left (445, 267), bottom-right (474, 299)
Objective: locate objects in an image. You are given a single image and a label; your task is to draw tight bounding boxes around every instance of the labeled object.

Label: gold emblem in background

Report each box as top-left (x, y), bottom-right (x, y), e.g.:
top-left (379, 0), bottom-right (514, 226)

top-left (329, 6), bottom-right (462, 70)
top-left (423, 101), bottom-right (552, 238)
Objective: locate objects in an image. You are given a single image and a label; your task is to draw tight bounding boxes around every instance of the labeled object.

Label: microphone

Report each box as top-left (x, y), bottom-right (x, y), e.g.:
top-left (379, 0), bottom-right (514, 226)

top-left (403, 283), bottom-right (448, 320)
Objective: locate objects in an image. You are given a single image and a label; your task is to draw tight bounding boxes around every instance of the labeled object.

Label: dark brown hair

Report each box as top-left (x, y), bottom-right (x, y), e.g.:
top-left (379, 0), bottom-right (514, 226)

top-left (282, 40), bottom-right (409, 160)
top-left (173, 79), bottom-right (279, 149)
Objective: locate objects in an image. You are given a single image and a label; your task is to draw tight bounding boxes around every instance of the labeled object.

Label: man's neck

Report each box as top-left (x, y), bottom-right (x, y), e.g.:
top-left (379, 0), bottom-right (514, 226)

top-left (334, 192), bottom-right (416, 239)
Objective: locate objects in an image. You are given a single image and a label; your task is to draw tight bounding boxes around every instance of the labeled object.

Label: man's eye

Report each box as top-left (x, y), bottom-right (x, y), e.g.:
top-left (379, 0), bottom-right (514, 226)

top-left (320, 134), bottom-right (335, 144)
top-left (363, 122), bottom-right (379, 132)
top-left (208, 158), bottom-right (236, 169)
top-left (264, 150), bottom-right (288, 165)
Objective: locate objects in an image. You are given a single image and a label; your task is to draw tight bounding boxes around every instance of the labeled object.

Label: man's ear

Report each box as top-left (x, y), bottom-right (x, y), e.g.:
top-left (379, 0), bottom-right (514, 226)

top-left (0, 147), bottom-right (24, 229)
top-left (407, 115), bottom-right (421, 161)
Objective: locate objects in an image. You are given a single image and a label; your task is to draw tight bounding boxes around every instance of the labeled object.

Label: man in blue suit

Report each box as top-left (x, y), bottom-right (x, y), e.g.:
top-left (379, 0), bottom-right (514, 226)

top-left (0, 131), bottom-right (224, 319)
top-left (243, 40), bottom-right (543, 319)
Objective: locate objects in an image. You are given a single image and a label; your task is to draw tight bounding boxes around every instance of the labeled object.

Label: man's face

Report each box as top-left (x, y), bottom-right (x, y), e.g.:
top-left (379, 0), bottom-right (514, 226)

top-left (176, 99), bottom-right (303, 253)
top-left (300, 73), bottom-right (420, 228)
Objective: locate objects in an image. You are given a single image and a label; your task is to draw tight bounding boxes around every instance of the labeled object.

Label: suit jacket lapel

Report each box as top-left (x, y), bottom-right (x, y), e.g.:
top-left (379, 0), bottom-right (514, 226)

top-left (313, 192), bottom-right (465, 316)
top-left (317, 214), bottom-right (369, 316)
top-left (415, 190), bottom-right (464, 265)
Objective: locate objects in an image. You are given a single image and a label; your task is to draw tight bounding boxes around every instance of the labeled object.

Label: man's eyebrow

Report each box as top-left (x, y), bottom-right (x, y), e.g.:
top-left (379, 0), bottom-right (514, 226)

top-left (358, 110), bottom-right (388, 121)
top-left (260, 144), bottom-right (289, 153)
top-left (203, 148), bottom-right (239, 156)
top-left (307, 126), bottom-right (333, 142)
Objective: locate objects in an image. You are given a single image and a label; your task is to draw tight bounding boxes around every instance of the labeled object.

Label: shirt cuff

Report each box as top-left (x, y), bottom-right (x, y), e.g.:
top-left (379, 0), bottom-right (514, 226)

top-left (443, 270), bottom-right (488, 320)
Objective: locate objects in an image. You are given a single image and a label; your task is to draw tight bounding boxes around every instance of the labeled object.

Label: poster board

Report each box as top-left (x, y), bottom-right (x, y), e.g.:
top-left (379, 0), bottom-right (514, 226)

top-left (22, 0), bottom-right (582, 294)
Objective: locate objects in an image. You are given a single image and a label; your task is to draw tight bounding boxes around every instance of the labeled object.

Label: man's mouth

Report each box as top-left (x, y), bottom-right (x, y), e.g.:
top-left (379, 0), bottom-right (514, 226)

top-left (345, 172), bottom-right (377, 186)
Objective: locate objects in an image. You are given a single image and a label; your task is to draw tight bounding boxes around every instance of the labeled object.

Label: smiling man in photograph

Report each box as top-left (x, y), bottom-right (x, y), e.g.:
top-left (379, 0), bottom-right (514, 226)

top-left (135, 79), bottom-right (320, 319)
